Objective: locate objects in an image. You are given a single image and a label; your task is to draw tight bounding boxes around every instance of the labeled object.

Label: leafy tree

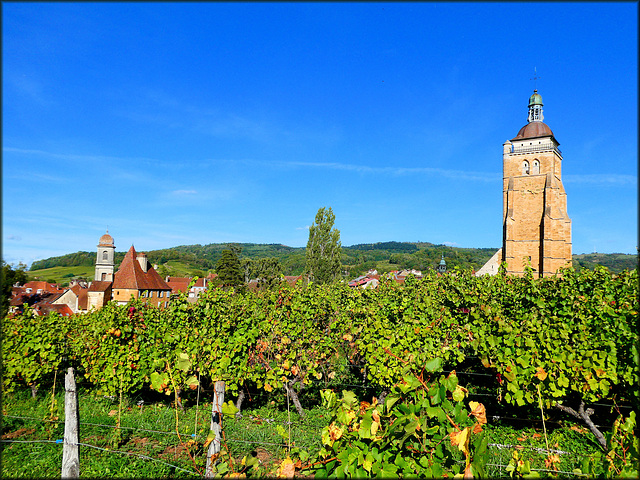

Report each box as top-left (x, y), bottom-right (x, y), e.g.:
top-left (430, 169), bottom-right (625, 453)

top-left (1, 261), bottom-right (29, 318)
top-left (245, 257), bottom-right (283, 290)
top-left (305, 207), bottom-right (342, 284)
top-left (282, 253), bottom-right (306, 276)
top-left (214, 245), bottom-right (244, 290)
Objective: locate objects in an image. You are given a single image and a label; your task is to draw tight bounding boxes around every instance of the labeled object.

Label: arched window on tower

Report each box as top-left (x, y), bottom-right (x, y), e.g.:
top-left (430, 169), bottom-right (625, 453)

top-left (102, 251), bottom-right (108, 260)
top-left (532, 160), bottom-right (540, 174)
top-left (522, 160), bottom-right (530, 175)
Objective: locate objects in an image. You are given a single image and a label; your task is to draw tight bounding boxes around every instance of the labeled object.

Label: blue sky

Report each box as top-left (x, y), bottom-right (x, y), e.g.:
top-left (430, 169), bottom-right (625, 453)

top-left (3, 2), bottom-right (637, 267)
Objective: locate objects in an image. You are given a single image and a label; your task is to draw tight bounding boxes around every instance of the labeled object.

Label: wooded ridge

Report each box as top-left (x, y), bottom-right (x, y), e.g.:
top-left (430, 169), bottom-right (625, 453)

top-left (29, 242), bottom-right (637, 276)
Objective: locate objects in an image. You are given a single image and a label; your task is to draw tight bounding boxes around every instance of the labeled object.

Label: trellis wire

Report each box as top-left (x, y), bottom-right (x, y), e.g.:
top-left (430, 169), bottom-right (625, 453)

top-left (486, 463), bottom-right (590, 477)
top-left (5, 387), bottom-right (622, 433)
top-left (4, 362), bottom-right (629, 479)
top-left (1, 439), bottom-right (62, 444)
top-left (75, 441), bottom-right (197, 475)
top-left (0, 439), bottom-right (197, 475)
top-left (3, 415), bottom-right (201, 438)
top-left (5, 408), bottom-right (613, 455)
top-left (1, 437), bottom-right (601, 462)
top-left (2, 420), bottom-right (608, 476)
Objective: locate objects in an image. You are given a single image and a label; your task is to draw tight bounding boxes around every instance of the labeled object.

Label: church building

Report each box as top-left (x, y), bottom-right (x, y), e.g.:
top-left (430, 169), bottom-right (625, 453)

top-left (91, 231), bottom-right (172, 308)
top-left (501, 90), bottom-right (572, 277)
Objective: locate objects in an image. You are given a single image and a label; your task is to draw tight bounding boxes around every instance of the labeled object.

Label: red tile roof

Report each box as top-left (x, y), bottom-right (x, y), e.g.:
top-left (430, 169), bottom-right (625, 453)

top-left (166, 278), bottom-right (190, 293)
top-left (284, 275), bottom-right (305, 286)
top-left (167, 276), bottom-right (191, 283)
top-left (69, 284), bottom-right (89, 311)
top-left (11, 286), bottom-right (26, 297)
top-left (23, 281), bottom-right (64, 294)
top-left (10, 295), bottom-right (26, 306)
top-left (88, 281), bottom-right (112, 292)
top-left (35, 303), bottom-right (74, 317)
top-left (112, 246), bottom-right (171, 291)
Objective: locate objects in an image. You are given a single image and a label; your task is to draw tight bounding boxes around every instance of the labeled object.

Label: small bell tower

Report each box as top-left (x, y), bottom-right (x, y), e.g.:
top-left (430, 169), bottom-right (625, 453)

top-left (95, 230), bottom-right (115, 281)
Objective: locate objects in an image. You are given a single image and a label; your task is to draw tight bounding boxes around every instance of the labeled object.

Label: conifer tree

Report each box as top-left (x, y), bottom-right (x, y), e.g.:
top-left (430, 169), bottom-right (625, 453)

top-left (215, 245), bottom-right (244, 290)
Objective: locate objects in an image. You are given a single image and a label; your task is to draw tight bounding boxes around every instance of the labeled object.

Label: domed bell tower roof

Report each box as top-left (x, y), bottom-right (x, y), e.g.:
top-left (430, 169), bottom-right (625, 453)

top-left (512, 89), bottom-right (557, 142)
top-left (98, 230), bottom-right (114, 247)
top-left (528, 90), bottom-right (543, 107)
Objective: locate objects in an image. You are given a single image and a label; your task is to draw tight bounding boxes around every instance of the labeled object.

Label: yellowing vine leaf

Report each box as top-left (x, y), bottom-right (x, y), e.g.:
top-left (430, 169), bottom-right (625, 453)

top-left (203, 430), bottom-right (216, 449)
top-left (328, 423), bottom-right (343, 441)
top-left (276, 456), bottom-right (295, 478)
top-left (544, 453), bottom-right (560, 468)
top-left (534, 367), bottom-right (548, 381)
top-left (469, 401), bottom-right (487, 424)
top-left (453, 385), bottom-right (468, 402)
top-left (450, 427), bottom-right (470, 455)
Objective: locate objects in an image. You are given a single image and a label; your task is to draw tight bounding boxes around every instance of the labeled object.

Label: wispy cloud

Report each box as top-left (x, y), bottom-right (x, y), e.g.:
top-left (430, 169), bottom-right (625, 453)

top-left (5, 73), bottom-right (55, 107)
top-left (277, 160), bottom-right (499, 182)
top-left (8, 171), bottom-right (68, 183)
top-left (3, 146), bottom-right (158, 165)
top-left (114, 89), bottom-right (342, 146)
top-left (171, 189), bottom-right (198, 196)
top-left (3, 146), bottom-right (187, 188)
top-left (113, 90), bottom-right (281, 143)
top-left (564, 174), bottom-right (637, 186)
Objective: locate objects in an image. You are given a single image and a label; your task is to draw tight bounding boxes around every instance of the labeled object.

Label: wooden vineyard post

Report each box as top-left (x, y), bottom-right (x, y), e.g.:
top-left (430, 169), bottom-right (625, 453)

top-left (61, 367), bottom-right (79, 478)
top-left (205, 381), bottom-right (225, 478)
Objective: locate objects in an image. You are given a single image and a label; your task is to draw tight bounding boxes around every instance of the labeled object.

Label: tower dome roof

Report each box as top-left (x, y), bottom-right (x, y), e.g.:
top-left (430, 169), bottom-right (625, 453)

top-left (528, 90), bottom-right (543, 107)
top-left (98, 231), bottom-right (114, 246)
top-left (512, 121), bottom-right (554, 140)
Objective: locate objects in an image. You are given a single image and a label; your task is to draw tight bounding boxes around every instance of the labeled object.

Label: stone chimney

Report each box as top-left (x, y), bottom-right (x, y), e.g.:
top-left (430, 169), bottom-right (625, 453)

top-left (137, 252), bottom-right (148, 273)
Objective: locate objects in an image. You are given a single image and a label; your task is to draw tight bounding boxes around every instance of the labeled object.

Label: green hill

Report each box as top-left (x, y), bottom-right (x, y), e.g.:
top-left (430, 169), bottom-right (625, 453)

top-left (28, 242), bottom-right (637, 286)
top-left (573, 252), bottom-right (638, 272)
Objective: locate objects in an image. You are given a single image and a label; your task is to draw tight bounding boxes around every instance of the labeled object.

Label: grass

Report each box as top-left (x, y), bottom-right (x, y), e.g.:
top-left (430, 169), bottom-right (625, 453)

top-left (26, 262), bottom-right (207, 286)
top-left (1, 384), bottom-right (607, 478)
top-left (27, 266), bottom-right (95, 285)
top-left (481, 423), bottom-right (603, 477)
top-left (1, 385), bottom-right (328, 478)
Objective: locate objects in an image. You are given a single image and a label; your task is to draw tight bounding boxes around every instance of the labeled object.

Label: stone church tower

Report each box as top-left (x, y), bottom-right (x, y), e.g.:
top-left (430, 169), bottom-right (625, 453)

top-left (95, 230), bottom-right (115, 281)
top-left (502, 90), bottom-right (572, 277)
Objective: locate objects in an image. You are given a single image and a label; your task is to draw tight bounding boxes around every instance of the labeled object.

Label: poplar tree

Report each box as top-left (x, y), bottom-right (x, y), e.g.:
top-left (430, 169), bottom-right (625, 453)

top-left (305, 207), bottom-right (342, 284)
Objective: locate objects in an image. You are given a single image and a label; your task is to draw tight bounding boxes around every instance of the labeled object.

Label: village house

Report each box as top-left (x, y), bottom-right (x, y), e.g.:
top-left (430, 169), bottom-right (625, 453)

top-left (51, 283), bottom-right (88, 314)
top-left (112, 246), bottom-right (172, 307)
top-left (165, 276), bottom-right (209, 303)
top-left (87, 281), bottom-right (113, 310)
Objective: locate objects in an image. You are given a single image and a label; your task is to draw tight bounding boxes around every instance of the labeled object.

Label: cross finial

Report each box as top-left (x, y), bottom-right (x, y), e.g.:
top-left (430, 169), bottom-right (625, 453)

top-left (530, 67), bottom-right (540, 91)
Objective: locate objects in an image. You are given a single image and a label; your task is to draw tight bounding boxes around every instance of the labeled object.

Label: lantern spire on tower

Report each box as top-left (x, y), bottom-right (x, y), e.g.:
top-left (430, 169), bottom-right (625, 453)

top-left (530, 67), bottom-right (540, 90)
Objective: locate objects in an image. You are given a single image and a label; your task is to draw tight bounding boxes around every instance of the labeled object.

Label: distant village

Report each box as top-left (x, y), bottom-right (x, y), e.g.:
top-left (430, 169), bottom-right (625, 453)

top-left (8, 232), bottom-right (450, 317)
